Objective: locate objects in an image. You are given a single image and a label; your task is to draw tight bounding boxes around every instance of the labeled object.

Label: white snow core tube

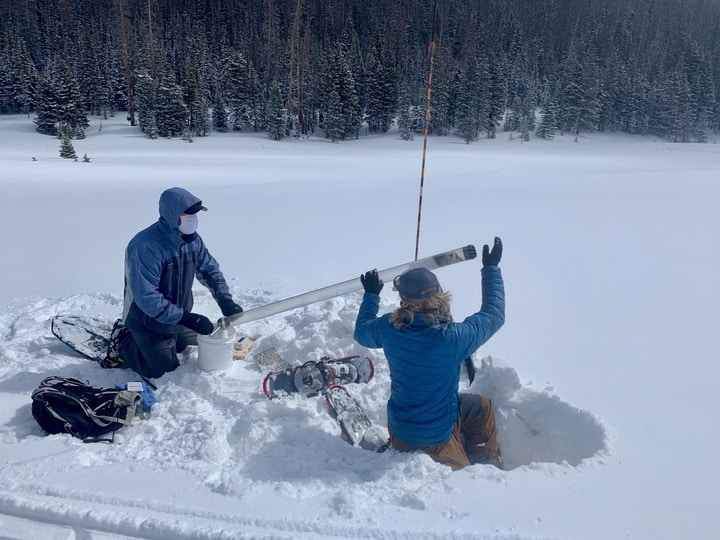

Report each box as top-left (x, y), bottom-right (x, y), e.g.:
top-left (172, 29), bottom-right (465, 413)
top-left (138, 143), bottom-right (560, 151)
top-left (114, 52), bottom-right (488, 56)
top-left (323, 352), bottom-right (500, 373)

top-left (218, 244), bottom-right (477, 328)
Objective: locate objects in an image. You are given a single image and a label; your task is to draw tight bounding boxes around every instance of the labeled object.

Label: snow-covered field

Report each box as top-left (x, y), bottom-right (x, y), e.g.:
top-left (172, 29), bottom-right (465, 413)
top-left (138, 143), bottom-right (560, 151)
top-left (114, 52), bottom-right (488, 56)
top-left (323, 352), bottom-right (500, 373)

top-left (1, 114), bottom-right (718, 539)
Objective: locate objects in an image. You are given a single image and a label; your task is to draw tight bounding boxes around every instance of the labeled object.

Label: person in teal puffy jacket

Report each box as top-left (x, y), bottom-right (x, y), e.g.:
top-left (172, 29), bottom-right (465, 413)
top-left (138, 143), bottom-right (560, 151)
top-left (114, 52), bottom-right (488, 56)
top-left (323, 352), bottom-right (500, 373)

top-left (354, 238), bottom-right (505, 470)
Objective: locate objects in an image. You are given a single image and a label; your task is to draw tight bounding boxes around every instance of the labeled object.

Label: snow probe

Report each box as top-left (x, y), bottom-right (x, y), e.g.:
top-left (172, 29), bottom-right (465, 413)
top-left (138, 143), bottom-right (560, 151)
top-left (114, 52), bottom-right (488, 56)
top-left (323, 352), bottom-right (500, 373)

top-left (217, 244), bottom-right (477, 328)
top-left (414, 0), bottom-right (439, 262)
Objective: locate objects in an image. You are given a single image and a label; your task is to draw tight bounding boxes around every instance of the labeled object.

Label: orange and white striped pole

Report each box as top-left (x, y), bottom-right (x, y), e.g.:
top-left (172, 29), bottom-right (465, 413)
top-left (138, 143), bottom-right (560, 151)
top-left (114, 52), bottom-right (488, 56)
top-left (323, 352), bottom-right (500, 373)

top-left (414, 1), bottom-right (438, 261)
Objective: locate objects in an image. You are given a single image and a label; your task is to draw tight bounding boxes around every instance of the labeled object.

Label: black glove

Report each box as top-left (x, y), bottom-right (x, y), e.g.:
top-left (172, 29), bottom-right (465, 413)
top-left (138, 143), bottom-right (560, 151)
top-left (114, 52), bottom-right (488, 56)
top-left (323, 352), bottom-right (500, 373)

top-left (360, 269), bottom-right (384, 295)
top-left (482, 237), bottom-right (503, 267)
top-left (180, 311), bottom-right (214, 335)
top-left (218, 298), bottom-right (243, 317)
top-left (464, 357), bottom-right (476, 385)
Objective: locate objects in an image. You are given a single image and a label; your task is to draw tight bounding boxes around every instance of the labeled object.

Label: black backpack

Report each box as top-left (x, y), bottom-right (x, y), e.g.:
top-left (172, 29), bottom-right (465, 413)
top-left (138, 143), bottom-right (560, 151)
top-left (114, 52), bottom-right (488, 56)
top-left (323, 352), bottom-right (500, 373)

top-left (31, 376), bottom-right (142, 442)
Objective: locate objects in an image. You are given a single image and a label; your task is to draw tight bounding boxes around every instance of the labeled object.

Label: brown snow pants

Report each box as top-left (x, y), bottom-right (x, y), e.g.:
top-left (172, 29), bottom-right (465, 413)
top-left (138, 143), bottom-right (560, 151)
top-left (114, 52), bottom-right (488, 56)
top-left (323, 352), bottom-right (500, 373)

top-left (389, 394), bottom-right (499, 471)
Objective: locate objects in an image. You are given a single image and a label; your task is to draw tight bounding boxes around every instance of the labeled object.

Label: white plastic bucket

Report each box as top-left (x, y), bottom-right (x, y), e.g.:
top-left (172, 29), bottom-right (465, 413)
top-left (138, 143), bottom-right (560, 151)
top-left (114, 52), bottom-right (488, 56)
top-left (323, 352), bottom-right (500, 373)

top-left (197, 326), bottom-right (236, 372)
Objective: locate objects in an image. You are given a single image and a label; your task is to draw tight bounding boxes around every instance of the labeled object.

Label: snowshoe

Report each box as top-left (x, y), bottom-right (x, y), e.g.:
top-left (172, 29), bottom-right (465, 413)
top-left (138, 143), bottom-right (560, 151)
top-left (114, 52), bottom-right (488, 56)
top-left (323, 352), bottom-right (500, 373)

top-left (262, 355), bottom-right (374, 399)
top-left (325, 384), bottom-right (389, 452)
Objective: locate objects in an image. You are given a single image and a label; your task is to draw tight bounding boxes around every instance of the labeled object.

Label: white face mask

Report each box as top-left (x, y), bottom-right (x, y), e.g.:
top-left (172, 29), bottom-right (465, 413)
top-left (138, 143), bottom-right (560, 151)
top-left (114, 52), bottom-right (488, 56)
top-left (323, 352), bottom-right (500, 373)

top-left (178, 214), bottom-right (198, 235)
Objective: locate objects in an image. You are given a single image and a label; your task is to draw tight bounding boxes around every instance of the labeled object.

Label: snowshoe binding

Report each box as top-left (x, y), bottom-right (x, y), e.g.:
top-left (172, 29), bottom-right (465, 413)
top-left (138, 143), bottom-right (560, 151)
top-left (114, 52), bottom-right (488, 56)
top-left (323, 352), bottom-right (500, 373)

top-left (100, 319), bottom-right (129, 369)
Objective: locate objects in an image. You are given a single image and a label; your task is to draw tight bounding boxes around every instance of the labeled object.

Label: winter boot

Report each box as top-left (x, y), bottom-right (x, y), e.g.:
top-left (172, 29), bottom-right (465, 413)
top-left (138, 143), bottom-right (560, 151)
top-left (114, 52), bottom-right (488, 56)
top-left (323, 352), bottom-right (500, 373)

top-left (101, 319), bottom-right (129, 369)
top-left (470, 452), bottom-right (504, 470)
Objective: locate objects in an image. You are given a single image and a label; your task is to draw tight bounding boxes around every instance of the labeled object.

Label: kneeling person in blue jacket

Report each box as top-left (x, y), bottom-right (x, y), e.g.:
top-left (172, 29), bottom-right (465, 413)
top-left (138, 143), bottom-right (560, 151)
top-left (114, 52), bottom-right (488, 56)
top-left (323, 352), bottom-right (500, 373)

top-left (354, 238), bottom-right (505, 470)
top-left (112, 187), bottom-right (243, 379)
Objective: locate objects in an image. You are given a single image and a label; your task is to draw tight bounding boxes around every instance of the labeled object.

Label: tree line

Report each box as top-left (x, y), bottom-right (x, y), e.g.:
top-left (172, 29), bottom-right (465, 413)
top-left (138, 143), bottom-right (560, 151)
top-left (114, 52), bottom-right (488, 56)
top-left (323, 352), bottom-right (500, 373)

top-left (1, 0), bottom-right (719, 144)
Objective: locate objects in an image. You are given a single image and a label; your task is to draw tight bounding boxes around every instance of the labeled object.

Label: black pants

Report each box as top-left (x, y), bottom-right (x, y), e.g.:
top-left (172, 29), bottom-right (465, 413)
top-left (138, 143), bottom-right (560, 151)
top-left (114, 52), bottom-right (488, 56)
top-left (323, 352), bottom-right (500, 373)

top-left (118, 325), bottom-right (196, 379)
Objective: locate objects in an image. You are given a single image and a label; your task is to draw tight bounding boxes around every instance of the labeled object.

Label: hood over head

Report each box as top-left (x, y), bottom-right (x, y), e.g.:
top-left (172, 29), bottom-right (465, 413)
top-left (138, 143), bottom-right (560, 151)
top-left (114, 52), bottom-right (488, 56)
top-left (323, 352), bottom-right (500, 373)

top-left (158, 187), bottom-right (206, 229)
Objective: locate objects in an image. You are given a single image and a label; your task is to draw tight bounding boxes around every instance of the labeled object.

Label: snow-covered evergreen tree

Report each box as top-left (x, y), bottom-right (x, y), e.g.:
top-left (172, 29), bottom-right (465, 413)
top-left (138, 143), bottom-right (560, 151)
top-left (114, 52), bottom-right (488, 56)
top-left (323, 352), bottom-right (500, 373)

top-left (135, 70), bottom-right (158, 139)
top-left (266, 80), bottom-right (287, 141)
top-left (536, 97), bottom-right (558, 140)
top-left (621, 72), bottom-right (650, 135)
top-left (211, 89), bottom-right (228, 133)
top-left (338, 18), bottom-right (366, 129)
top-left (1, 33), bottom-right (37, 115)
top-left (684, 45), bottom-right (715, 141)
top-left (397, 83), bottom-right (413, 141)
top-left (79, 28), bottom-right (112, 118)
top-left (557, 47), bottom-right (598, 135)
top-left (325, 88), bottom-right (344, 143)
top-left (595, 50), bottom-right (623, 132)
top-left (187, 93), bottom-right (210, 137)
top-left (364, 37), bottom-right (397, 134)
top-left (59, 131), bottom-right (77, 159)
top-left (155, 68), bottom-right (188, 138)
top-left (428, 50), bottom-right (452, 136)
top-left (455, 58), bottom-right (481, 143)
top-left (55, 60), bottom-right (89, 139)
top-left (35, 60), bottom-right (88, 138)
top-left (181, 40), bottom-right (211, 138)
top-left (34, 72), bottom-right (61, 136)
top-left (321, 46), bottom-right (361, 141)
top-left (483, 54), bottom-right (506, 139)
top-left (225, 50), bottom-right (262, 132)
top-left (654, 70), bottom-right (695, 143)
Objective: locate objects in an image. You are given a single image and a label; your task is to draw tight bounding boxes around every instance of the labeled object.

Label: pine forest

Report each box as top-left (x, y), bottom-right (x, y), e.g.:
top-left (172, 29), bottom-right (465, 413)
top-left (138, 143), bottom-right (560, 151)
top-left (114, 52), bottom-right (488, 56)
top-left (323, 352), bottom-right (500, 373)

top-left (1, 0), bottom-right (719, 144)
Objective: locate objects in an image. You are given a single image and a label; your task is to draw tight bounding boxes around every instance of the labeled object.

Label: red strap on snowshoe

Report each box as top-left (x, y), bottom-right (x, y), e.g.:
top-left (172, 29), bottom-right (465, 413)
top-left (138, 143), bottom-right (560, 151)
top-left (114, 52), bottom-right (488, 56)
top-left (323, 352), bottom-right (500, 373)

top-left (262, 374), bottom-right (272, 398)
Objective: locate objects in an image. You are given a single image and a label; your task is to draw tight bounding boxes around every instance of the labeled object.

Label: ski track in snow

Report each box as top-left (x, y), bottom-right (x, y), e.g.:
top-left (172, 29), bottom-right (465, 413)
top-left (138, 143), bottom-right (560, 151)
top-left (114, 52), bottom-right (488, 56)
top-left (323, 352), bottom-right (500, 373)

top-left (0, 290), bottom-right (608, 540)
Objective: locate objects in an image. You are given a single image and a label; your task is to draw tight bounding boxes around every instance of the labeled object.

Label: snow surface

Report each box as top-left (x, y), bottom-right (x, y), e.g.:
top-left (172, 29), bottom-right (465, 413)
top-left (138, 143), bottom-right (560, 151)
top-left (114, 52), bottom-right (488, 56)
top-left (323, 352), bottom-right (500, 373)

top-left (1, 114), bottom-right (718, 539)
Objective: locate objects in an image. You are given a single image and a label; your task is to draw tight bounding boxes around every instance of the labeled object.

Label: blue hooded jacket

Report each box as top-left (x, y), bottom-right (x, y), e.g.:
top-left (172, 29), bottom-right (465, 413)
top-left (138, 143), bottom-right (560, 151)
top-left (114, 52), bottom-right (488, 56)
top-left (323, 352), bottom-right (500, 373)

top-left (122, 187), bottom-right (232, 334)
top-left (354, 266), bottom-right (505, 446)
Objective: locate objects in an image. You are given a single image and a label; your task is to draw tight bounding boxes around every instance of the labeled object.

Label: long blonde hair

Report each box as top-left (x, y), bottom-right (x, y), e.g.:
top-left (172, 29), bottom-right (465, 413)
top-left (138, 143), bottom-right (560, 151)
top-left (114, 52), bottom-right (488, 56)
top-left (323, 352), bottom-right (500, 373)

top-left (390, 291), bottom-right (453, 329)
